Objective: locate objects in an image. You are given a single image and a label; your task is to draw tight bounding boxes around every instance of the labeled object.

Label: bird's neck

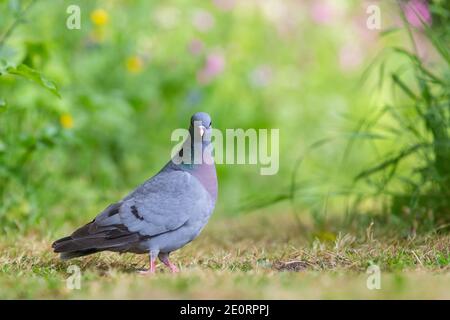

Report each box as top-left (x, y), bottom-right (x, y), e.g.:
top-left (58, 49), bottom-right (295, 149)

top-left (188, 160), bottom-right (217, 201)
top-left (178, 141), bottom-right (217, 200)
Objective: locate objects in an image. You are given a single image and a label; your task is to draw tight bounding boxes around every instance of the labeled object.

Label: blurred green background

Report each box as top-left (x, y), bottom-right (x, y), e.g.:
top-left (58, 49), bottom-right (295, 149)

top-left (0, 0), bottom-right (449, 235)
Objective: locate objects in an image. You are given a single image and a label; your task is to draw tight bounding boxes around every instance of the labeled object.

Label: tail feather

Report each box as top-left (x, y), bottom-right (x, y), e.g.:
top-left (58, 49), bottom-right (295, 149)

top-left (52, 235), bottom-right (72, 245)
top-left (60, 249), bottom-right (101, 260)
top-left (52, 220), bottom-right (140, 260)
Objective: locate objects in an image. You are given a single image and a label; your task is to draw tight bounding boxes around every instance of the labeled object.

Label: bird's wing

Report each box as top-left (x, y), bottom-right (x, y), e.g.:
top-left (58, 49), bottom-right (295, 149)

top-left (96, 169), bottom-right (209, 238)
top-left (52, 169), bottom-right (211, 258)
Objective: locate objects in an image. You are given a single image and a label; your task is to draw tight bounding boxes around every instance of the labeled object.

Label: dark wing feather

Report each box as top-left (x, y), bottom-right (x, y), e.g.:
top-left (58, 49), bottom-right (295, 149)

top-left (52, 204), bottom-right (141, 259)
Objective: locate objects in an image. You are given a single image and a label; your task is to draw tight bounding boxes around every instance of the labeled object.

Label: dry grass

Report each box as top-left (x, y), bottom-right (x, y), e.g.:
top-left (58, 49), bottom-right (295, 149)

top-left (0, 211), bottom-right (449, 299)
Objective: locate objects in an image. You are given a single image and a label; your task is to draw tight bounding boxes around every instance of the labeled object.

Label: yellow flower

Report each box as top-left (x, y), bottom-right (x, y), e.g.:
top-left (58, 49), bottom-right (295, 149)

top-left (60, 114), bottom-right (74, 129)
top-left (91, 9), bottom-right (109, 26)
top-left (126, 56), bottom-right (144, 74)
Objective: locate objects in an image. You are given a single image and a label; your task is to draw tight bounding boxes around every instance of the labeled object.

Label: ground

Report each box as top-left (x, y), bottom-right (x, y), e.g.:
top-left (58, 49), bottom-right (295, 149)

top-left (1, 210), bottom-right (449, 299)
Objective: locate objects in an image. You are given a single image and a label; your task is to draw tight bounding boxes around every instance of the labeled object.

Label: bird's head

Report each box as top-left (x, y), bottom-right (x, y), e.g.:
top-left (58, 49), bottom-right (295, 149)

top-left (190, 112), bottom-right (212, 143)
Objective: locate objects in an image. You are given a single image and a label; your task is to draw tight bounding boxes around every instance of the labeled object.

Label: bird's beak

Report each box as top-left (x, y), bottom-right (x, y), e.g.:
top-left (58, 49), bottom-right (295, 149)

top-left (198, 125), bottom-right (206, 137)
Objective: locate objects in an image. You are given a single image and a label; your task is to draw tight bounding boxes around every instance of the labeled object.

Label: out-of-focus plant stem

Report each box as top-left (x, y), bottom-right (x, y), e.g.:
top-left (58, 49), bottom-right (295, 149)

top-left (0, 0), bottom-right (37, 49)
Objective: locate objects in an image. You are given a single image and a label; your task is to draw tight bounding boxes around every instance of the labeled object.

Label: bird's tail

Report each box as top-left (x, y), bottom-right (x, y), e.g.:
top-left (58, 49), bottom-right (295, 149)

top-left (60, 249), bottom-right (101, 260)
top-left (52, 221), bottom-right (140, 260)
top-left (52, 236), bottom-right (102, 260)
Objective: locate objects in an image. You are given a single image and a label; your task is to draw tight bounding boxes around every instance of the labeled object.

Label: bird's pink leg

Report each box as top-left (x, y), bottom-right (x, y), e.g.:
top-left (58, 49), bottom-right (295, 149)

top-left (158, 252), bottom-right (179, 273)
top-left (138, 251), bottom-right (158, 275)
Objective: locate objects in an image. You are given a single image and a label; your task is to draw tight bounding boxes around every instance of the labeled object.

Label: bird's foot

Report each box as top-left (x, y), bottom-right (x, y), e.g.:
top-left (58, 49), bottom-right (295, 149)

top-left (158, 253), bottom-right (180, 273)
top-left (137, 268), bottom-right (155, 275)
top-left (138, 258), bottom-right (156, 275)
top-left (168, 263), bottom-right (179, 273)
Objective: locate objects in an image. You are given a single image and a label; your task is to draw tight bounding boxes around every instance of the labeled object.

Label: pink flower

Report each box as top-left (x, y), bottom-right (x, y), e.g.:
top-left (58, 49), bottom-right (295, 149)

top-left (197, 52), bottom-right (225, 84)
top-left (310, 1), bottom-right (337, 25)
top-left (188, 39), bottom-right (204, 56)
top-left (213, 0), bottom-right (235, 11)
top-left (403, 0), bottom-right (432, 28)
top-left (192, 9), bottom-right (215, 32)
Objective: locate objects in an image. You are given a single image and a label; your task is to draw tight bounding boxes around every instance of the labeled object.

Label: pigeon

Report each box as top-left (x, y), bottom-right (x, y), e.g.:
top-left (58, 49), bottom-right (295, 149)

top-left (52, 112), bottom-right (217, 274)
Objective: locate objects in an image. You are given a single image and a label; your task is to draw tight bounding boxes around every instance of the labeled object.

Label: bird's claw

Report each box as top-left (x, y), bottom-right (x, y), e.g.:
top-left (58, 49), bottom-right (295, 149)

top-left (137, 269), bottom-right (155, 275)
top-left (169, 265), bottom-right (179, 273)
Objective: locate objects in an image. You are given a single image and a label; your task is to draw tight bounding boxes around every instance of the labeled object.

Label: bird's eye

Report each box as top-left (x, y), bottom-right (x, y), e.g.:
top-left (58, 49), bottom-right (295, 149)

top-left (209, 121), bottom-right (212, 127)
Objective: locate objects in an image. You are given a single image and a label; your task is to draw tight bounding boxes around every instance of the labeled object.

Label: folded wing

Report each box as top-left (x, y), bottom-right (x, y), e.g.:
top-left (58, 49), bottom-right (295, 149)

top-left (53, 169), bottom-right (208, 259)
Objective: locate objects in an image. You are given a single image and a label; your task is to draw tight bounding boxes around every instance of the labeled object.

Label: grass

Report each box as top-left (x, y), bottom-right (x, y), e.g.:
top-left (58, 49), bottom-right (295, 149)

top-left (1, 210), bottom-right (449, 299)
top-left (0, 1), bottom-right (448, 300)
top-left (349, 2), bottom-right (450, 222)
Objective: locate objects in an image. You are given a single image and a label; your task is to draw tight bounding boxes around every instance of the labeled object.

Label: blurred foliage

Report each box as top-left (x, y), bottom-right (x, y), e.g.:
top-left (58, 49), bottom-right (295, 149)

top-left (350, 0), bottom-right (450, 226)
top-left (0, 0), bottom-right (448, 234)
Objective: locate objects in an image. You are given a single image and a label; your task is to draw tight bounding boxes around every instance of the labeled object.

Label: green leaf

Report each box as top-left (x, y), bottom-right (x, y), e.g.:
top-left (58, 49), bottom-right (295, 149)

top-left (355, 144), bottom-right (426, 181)
top-left (379, 27), bottom-right (400, 37)
top-left (5, 64), bottom-right (61, 98)
top-left (391, 73), bottom-right (418, 101)
top-left (391, 47), bottom-right (445, 86)
top-left (345, 132), bottom-right (388, 141)
top-left (421, 17), bottom-right (450, 65)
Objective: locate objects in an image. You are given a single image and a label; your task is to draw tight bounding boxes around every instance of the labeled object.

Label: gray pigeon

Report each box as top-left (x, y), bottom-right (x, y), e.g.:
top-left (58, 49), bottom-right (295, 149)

top-left (52, 112), bottom-right (217, 274)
